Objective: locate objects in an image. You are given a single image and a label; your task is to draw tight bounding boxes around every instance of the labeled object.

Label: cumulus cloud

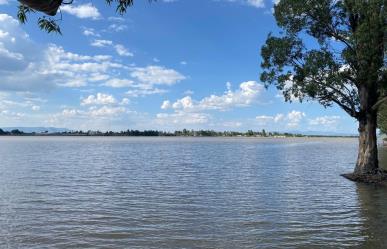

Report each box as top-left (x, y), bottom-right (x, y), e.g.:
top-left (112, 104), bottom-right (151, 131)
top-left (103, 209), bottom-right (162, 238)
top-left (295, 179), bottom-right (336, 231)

top-left (31, 105), bottom-right (40, 111)
top-left (162, 81), bottom-right (263, 112)
top-left (156, 112), bottom-right (210, 125)
top-left (126, 88), bottom-right (167, 97)
top-left (46, 105), bottom-right (148, 131)
top-left (223, 0), bottom-right (265, 8)
top-left (157, 81), bottom-right (263, 128)
top-left (61, 3), bottom-right (101, 19)
top-left (0, 14), bottom-right (55, 91)
top-left (91, 39), bottom-right (113, 47)
top-left (0, 16), bottom-right (183, 97)
top-left (308, 115), bottom-right (341, 130)
top-left (246, 0), bottom-right (265, 8)
top-left (82, 27), bottom-right (100, 37)
top-left (104, 78), bottom-right (134, 88)
top-left (81, 93), bottom-right (117, 105)
top-left (88, 106), bottom-right (126, 117)
top-left (161, 100), bottom-right (171, 110)
top-left (255, 111), bottom-right (305, 128)
top-left (0, 14), bottom-right (129, 91)
top-left (287, 110), bottom-right (306, 128)
top-left (114, 44), bottom-right (133, 57)
top-left (91, 39), bottom-right (133, 57)
top-left (131, 66), bottom-right (186, 86)
top-left (108, 24), bottom-right (128, 32)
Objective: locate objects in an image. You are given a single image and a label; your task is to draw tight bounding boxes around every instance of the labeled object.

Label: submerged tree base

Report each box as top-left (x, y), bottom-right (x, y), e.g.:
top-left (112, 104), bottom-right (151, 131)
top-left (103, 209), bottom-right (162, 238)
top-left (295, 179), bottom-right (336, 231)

top-left (341, 170), bottom-right (387, 184)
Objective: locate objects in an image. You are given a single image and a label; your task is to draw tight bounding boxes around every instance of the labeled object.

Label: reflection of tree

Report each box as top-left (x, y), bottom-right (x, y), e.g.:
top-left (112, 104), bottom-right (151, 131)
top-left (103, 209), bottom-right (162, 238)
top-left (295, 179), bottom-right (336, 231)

top-left (356, 183), bottom-right (387, 248)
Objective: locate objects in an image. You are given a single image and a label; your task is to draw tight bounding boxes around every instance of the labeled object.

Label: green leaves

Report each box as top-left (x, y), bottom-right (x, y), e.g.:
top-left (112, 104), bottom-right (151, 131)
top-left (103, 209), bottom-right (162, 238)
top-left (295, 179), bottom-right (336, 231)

top-left (378, 103), bottom-right (387, 134)
top-left (18, 3), bottom-right (61, 35)
top-left (38, 17), bottom-right (61, 34)
top-left (105, 0), bottom-right (134, 15)
top-left (17, 4), bottom-right (35, 24)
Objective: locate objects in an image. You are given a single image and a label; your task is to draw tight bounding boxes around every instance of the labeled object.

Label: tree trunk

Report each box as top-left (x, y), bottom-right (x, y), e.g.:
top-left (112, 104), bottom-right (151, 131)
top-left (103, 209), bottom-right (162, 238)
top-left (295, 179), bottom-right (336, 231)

top-left (354, 111), bottom-right (379, 175)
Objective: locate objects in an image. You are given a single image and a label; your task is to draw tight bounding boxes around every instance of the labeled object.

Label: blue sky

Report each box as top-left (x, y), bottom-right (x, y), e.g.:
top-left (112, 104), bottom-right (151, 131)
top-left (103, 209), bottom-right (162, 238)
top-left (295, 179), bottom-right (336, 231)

top-left (0, 0), bottom-right (357, 133)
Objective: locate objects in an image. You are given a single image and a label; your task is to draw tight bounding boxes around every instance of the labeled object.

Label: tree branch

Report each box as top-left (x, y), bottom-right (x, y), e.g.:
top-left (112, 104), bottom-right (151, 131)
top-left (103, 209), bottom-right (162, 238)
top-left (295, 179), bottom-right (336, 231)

top-left (371, 96), bottom-right (387, 111)
top-left (331, 98), bottom-right (359, 118)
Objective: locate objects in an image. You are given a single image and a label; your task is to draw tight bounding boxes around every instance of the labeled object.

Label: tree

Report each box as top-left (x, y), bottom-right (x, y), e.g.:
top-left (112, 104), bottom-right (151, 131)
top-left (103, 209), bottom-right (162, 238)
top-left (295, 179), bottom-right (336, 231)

top-left (16, 0), bottom-right (153, 34)
top-left (378, 103), bottom-right (387, 134)
top-left (260, 0), bottom-right (386, 180)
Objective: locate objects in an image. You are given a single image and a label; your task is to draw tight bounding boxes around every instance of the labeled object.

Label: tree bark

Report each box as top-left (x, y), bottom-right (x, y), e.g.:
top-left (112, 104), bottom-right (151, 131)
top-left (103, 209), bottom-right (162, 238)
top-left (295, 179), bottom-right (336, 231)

top-left (354, 111), bottom-right (379, 175)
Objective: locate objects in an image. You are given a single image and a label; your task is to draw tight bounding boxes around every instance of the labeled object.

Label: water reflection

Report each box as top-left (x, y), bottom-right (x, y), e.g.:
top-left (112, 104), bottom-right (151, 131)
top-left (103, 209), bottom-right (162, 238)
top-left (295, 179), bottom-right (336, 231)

top-left (356, 184), bottom-right (387, 248)
top-left (354, 147), bottom-right (387, 248)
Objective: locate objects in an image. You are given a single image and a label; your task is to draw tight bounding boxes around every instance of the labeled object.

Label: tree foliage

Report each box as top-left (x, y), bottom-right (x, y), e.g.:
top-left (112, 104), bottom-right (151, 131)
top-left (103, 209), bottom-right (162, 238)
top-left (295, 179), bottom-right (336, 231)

top-left (378, 103), bottom-right (387, 133)
top-left (16, 0), bottom-right (154, 34)
top-left (261, 0), bottom-right (386, 120)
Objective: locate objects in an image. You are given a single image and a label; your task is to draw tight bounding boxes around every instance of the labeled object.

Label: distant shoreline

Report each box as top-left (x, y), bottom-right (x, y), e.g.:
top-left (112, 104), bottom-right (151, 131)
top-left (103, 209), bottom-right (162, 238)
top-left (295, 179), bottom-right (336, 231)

top-left (0, 128), bottom-right (358, 138)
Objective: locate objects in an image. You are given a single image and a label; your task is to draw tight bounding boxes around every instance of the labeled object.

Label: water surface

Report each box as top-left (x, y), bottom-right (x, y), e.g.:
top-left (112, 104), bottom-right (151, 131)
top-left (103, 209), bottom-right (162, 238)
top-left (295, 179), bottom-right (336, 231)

top-left (1, 137), bottom-right (387, 248)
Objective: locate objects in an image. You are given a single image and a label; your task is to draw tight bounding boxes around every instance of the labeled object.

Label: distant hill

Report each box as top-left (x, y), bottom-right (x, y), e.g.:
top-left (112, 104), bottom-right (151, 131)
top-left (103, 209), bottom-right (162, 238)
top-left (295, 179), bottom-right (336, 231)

top-left (1, 127), bottom-right (70, 133)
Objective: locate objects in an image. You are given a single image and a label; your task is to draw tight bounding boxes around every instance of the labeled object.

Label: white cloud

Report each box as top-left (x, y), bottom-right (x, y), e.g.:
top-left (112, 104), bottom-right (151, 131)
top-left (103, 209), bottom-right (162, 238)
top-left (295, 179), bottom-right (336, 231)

top-left (46, 105), bottom-right (146, 131)
top-left (61, 3), bottom-right (101, 19)
top-left (256, 115), bottom-right (275, 125)
top-left (108, 24), bottom-right (128, 32)
top-left (274, 113), bottom-right (285, 123)
top-left (126, 88), bottom-right (167, 97)
top-left (104, 78), bottom-right (134, 88)
top-left (0, 14), bottom-right (127, 91)
top-left (108, 16), bottom-right (126, 22)
top-left (161, 100), bottom-right (171, 110)
top-left (309, 115), bottom-right (340, 128)
top-left (255, 111), bottom-right (305, 128)
top-left (246, 0), bottom-right (265, 8)
top-left (222, 121), bottom-right (243, 128)
top-left (223, 0), bottom-right (265, 8)
top-left (31, 105), bottom-right (40, 111)
top-left (88, 106), bottom-right (126, 117)
top-left (3, 31), bottom-right (182, 95)
top-left (287, 110), bottom-right (306, 128)
top-left (114, 44), bottom-right (133, 57)
top-left (163, 81), bottom-right (263, 112)
top-left (81, 93), bottom-right (117, 106)
top-left (91, 39), bottom-right (113, 47)
top-left (0, 0), bottom-right (8, 4)
top-left (131, 65), bottom-right (186, 86)
top-left (82, 27), bottom-right (100, 37)
top-left (156, 112), bottom-right (210, 125)
top-left (157, 81), bottom-right (263, 129)
top-left (120, 98), bottom-right (130, 105)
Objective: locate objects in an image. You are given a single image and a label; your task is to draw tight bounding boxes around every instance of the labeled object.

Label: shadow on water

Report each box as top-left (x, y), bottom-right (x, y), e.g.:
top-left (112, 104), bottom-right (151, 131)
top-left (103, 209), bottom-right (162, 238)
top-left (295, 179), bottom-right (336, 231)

top-left (355, 146), bottom-right (387, 248)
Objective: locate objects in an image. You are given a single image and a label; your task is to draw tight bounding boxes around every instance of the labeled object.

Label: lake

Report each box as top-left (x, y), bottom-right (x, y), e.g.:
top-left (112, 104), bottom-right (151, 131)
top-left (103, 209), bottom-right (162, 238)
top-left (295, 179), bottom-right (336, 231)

top-left (1, 137), bottom-right (387, 248)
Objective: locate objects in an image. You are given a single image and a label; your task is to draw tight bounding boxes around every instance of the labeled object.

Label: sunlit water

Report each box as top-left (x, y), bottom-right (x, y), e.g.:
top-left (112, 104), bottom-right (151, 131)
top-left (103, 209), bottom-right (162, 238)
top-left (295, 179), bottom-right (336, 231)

top-left (1, 137), bottom-right (387, 248)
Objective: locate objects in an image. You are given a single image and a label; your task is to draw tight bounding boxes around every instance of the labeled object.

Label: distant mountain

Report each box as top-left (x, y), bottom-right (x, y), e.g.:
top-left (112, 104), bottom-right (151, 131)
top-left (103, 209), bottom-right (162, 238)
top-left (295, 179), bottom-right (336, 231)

top-left (1, 127), bottom-right (70, 133)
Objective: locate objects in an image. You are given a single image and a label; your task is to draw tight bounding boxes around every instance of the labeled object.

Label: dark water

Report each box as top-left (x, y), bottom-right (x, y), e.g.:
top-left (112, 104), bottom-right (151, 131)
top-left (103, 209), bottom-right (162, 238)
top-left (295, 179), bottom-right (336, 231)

top-left (1, 137), bottom-right (387, 248)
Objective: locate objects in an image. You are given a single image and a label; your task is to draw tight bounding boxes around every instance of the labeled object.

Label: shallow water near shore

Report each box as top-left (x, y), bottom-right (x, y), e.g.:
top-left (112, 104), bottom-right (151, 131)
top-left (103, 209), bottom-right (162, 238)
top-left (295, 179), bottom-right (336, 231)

top-left (1, 136), bottom-right (387, 248)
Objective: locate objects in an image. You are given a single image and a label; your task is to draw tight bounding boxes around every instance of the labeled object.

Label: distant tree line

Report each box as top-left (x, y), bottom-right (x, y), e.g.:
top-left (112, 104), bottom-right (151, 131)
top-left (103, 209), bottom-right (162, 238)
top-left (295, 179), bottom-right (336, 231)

top-left (0, 129), bottom-right (25, 135)
top-left (0, 128), bottom-right (351, 138)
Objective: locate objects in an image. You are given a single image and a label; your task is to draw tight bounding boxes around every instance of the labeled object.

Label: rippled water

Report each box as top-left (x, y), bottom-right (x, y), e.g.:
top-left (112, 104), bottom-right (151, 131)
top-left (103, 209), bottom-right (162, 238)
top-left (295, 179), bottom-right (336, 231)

top-left (1, 137), bottom-right (387, 248)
